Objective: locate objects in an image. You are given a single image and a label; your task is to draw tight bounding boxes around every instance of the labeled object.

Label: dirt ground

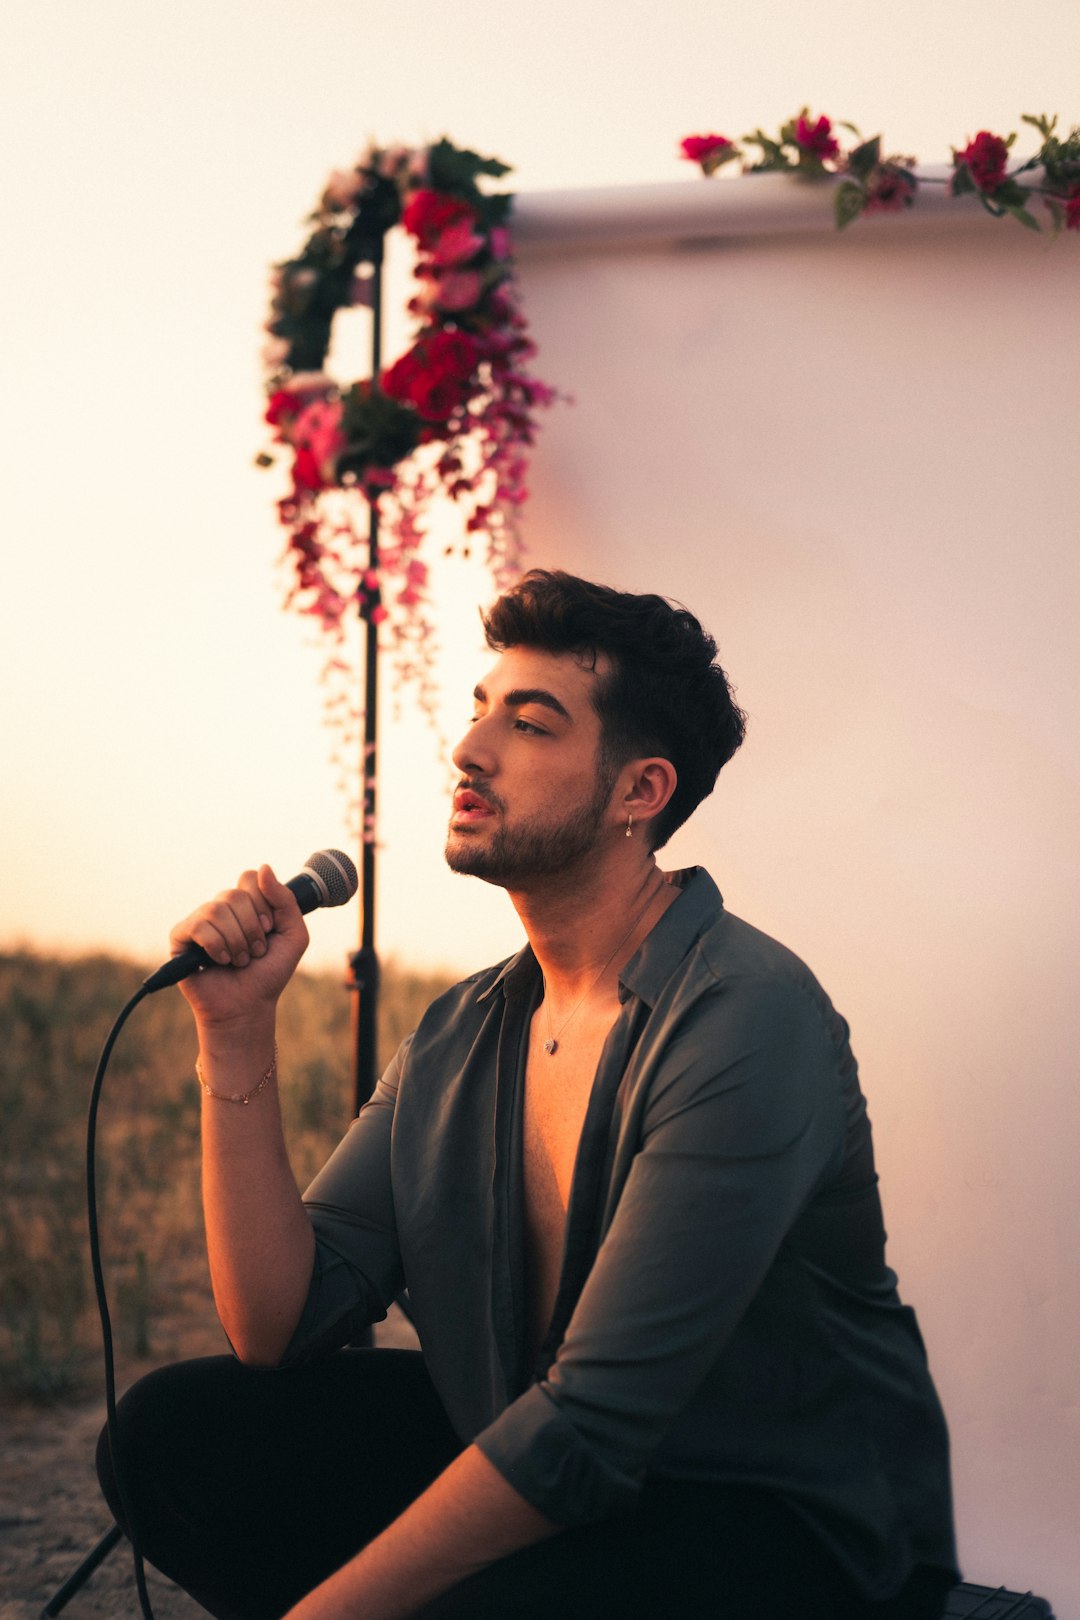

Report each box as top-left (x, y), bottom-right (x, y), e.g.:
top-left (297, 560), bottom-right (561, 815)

top-left (0, 1308), bottom-right (419, 1619)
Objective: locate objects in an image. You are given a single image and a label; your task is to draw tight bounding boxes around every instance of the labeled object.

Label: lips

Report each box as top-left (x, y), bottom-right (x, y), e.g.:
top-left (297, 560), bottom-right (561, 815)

top-left (452, 784), bottom-right (497, 822)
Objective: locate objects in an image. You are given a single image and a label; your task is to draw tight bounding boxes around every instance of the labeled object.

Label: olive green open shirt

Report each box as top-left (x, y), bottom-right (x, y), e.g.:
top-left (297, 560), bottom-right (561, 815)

top-left (286, 869), bottom-right (957, 1599)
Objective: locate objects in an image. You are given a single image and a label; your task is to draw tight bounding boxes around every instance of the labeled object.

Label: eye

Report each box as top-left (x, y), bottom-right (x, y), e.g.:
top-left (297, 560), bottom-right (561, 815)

top-left (514, 717), bottom-right (547, 735)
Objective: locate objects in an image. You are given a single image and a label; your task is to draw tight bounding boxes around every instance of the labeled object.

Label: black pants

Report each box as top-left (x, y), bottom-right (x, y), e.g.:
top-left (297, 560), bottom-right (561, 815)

top-left (97, 1350), bottom-right (952, 1620)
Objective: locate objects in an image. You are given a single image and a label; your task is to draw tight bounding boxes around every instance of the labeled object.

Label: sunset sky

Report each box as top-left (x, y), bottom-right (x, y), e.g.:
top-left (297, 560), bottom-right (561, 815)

top-left (3, 0), bottom-right (1078, 973)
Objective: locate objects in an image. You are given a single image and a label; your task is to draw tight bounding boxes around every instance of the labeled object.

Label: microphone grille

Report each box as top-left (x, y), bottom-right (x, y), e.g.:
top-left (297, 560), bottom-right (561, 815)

top-left (302, 849), bottom-right (359, 908)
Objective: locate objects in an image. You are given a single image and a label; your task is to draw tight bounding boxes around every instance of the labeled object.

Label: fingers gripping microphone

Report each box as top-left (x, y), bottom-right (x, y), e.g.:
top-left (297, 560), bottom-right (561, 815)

top-left (142, 849), bottom-right (359, 994)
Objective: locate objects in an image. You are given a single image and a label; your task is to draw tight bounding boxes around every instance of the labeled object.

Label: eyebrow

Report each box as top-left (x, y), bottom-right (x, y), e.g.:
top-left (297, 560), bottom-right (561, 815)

top-left (473, 683), bottom-right (573, 722)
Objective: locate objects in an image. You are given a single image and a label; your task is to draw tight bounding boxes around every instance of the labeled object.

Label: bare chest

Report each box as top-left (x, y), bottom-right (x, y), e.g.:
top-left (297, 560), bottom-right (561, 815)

top-left (521, 1009), bottom-right (613, 1357)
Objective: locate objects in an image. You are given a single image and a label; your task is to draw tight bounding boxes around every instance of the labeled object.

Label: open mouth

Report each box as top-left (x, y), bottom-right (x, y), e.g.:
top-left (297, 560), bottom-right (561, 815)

top-left (451, 785), bottom-right (497, 824)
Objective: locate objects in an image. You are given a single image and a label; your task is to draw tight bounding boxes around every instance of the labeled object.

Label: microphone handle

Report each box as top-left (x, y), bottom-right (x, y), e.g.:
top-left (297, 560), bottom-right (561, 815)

top-left (142, 873), bottom-right (323, 993)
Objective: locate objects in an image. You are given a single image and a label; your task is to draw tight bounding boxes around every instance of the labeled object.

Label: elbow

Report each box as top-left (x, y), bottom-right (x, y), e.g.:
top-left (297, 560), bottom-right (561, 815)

top-left (231, 1340), bottom-right (291, 1371)
top-left (216, 1303), bottom-right (305, 1370)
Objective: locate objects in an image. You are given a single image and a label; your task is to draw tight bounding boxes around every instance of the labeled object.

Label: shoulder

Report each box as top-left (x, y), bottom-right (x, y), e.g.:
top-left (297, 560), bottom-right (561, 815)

top-left (650, 899), bottom-right (856, 1103)
top-left (698, 908), bottom-right (830, 1002)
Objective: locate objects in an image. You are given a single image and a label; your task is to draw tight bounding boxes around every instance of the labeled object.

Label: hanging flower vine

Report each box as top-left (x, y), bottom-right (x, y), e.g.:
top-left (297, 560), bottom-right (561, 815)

top-left (680, 111), bottom-right (1080, 233)
top-left (258, 138), bottom-right (557, 827)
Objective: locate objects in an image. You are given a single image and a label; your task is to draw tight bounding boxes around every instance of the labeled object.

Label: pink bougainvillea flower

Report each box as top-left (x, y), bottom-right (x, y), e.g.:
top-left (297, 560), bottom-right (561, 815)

top-left (489, 226), bottom-right (512, 261)
top-left (431, 218), bottom-right (486, 267)
top-left (679, 133), bottom-right (734, 164)
top-left (795, 114), bottom-right (841, 162)
top-left (292, 398), bottom-right (345, 469)
top-left (864, 167), bottom-right (917, 215)
top-left (1063, 185), bottom-right (1080, 230)
top-left (266, 374), bottom-right (335, 433)
top-left (955, 131), bottom-right (1011, 193)
top-left (435, 269), bottom-right (484, 312)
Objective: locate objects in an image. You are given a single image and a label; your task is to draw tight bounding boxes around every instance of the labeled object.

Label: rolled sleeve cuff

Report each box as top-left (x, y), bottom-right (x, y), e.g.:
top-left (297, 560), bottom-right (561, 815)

top-left (474, 1382), bottom-right (640, 1527)
top-left (277, 1240), bottom-right (389, 1367)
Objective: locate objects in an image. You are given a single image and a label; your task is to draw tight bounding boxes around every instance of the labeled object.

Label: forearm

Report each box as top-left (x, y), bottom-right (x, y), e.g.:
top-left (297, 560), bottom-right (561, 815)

top-left (198, 1013), bottom-right (315, 1365)
top-left (284, 1443), bottom-right (558, 1620)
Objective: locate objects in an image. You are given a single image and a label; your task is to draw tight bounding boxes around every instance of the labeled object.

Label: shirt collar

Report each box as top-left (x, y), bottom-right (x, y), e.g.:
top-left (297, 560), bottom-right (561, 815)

top-left (476, 867), bottom-right (724, 1010)
top-left (476, 943), bottom-right (539, 1004)
top-left (618, 867), bottom-right (724, 1008)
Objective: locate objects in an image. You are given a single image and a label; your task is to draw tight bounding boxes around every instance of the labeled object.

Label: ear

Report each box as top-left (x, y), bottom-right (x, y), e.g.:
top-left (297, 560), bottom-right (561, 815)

top-left (619, 757), bottom-right (677, 836)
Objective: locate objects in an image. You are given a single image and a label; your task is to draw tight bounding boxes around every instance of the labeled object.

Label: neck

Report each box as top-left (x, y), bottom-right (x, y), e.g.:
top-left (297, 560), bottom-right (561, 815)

top-left (509, 854), bottom-right (677, 1002)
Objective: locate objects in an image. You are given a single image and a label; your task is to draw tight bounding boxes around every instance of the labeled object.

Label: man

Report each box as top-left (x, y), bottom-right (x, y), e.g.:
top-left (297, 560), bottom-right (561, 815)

top-left (99, 571), bottom-right (957, 1619)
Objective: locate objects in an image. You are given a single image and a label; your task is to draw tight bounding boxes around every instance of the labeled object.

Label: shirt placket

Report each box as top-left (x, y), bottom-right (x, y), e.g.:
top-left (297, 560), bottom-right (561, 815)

top-left (530, 989), bottom-right (650, 1380)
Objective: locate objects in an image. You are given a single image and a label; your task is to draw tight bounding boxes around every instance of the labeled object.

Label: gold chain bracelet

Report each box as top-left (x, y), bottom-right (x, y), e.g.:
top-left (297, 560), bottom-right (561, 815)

top-left (196, 1043), bottom-right (278, 1106)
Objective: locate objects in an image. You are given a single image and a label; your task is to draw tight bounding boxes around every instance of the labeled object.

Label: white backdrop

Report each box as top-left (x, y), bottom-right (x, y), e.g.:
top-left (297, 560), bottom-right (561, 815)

top-left (511, 176), bottom-right (1080, 1612)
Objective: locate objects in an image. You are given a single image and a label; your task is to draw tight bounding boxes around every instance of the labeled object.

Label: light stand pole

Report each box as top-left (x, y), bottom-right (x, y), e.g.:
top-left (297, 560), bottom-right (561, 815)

top-left (342, 175), bottom-right (399, 1115)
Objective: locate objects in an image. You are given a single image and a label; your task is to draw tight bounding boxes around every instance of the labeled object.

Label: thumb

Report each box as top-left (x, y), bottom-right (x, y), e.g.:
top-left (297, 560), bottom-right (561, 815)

top-left (258, 863), bottom-right (309, 945)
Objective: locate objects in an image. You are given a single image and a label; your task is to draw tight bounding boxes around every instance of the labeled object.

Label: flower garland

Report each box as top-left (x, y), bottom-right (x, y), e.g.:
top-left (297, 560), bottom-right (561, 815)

top-left (680, 111), bottom-right (1080, 233)
top-left (259, 138), bottom-right (556, 826)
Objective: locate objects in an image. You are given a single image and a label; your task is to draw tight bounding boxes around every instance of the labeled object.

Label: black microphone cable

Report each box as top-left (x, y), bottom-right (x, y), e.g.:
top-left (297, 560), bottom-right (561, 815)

top-left (85, 983), bottom-right (158, 1620)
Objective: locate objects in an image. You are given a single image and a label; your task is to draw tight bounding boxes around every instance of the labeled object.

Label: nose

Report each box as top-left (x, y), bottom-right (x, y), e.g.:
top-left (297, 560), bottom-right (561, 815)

top-left (451, 715), bottom-right (494, 779)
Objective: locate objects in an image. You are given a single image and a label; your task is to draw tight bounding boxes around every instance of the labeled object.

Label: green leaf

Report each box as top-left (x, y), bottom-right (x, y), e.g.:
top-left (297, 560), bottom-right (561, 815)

top-left (847, 136), bottom-right (881, 180)
top-left (1044, 197), bottom-right (1065, 238)
top-left (702, 145), bottom-right (741, 176)
top-left (339, 384), bottom-right (423, 470)
top-left (1022, 112), bottom-right (1057, 140)
top-left (743, 129), bottom-right (790, 169)
top-left (951, 164), bottom-right (975, 196)
top-left (1006, 203), bottom-right (1043, 232)
top-left (995, 178), bottom-right (1035, 210)
top-left (427, 137), bottom-right (512, 198)
top-left (834, 180), bottom-right (867, 230)
top-left (474, 192), bottom-right (514, 231)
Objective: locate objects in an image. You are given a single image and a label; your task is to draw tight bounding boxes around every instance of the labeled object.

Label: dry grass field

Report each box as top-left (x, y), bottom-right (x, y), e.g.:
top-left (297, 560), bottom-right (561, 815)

top-left (0, 949), bottom-right (445, 1617)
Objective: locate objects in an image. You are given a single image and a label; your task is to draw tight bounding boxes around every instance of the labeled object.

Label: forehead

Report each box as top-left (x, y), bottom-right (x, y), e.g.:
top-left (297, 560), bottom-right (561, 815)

top-left (477, 645), bottom-right (605, 720)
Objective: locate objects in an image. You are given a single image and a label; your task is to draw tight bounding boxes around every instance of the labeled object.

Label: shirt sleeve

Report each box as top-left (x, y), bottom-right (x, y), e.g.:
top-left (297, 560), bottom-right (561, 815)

top-left (474, 972), bottom-right (848, 1523)
top-left (278, 1038), bottom-right (409, 1366)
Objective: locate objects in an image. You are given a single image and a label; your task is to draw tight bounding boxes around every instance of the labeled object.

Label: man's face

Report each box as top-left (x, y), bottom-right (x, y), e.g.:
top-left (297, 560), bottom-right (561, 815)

top-left (445, 646), bottom-right (618, 887)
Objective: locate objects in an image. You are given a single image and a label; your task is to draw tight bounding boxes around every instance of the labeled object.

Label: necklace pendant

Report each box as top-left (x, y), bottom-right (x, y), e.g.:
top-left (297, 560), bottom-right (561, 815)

top-left (544, 1038), bottom-right (558, 1055)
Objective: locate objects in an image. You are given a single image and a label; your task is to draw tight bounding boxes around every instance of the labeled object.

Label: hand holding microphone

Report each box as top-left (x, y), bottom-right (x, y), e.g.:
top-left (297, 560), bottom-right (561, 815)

top-left (145, 850), bottom-right (358, 1020)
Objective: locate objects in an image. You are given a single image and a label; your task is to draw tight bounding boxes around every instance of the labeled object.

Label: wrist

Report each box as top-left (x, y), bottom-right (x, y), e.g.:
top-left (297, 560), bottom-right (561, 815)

top-left (195, 1011), bottom-right (278, 1063)
top-left (198, 1042), bottom-right (278, 1107)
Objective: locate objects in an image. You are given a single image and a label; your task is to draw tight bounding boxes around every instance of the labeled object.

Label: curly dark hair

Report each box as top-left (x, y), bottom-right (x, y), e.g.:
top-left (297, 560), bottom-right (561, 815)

top-left (482, 570), bottom-right (747, 851)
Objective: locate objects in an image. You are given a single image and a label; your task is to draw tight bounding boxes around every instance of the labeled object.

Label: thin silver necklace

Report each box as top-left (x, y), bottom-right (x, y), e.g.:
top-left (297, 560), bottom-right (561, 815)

top-left (541, 882), bottom-right (662, 1056)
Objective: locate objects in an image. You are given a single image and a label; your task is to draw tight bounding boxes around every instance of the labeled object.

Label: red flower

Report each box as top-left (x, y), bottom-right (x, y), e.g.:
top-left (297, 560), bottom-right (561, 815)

top-left (679, 133), bottom-right (734, 164)
top-left (265, 388), bottom-right (301, 428)
top-left (381, 329), bottom-right (481, 423)
top-left (955, 131), bottom-right (1010, 194)
top-left (1065, 186), bottom-right (1080, 230)
top-left (292, 448), bottom-right (324, 493)
top-left (795, 114), bottom-right (840, 162)
top-left (401, 189), bottom-right (477, 251)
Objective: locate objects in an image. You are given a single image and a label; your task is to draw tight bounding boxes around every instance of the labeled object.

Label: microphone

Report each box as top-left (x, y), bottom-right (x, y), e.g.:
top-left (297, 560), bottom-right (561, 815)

top-left (142, 849), bottom-right (359, 994)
